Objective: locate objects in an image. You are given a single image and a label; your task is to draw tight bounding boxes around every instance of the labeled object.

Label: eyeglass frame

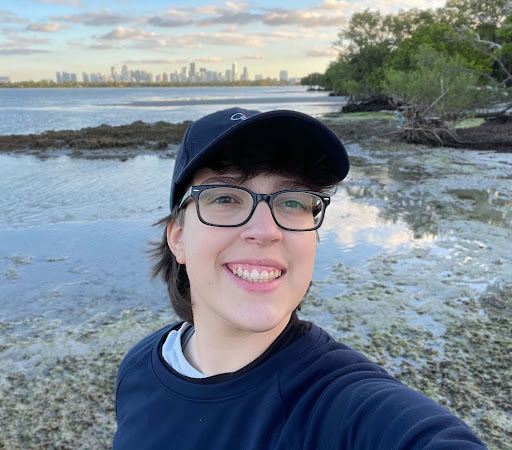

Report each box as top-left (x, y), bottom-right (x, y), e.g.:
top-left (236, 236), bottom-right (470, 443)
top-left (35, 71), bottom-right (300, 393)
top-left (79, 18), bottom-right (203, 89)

top-left (178, 184), bottom-right (331, 232)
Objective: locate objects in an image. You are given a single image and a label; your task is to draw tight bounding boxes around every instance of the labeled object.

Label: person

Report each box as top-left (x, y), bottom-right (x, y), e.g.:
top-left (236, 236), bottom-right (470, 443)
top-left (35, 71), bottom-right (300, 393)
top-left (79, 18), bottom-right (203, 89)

top-left (113, 107), bottom-right (486, 449)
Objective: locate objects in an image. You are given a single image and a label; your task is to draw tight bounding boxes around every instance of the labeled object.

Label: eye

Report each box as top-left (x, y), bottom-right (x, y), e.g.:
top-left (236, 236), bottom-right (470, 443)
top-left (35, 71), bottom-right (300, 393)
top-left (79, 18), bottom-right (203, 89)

top-left (200, 187), bottom-right (247, 207)
top-left (212, 195), bottom-right (238, 204)
top-left (278, 199), bottom-right (306, 210)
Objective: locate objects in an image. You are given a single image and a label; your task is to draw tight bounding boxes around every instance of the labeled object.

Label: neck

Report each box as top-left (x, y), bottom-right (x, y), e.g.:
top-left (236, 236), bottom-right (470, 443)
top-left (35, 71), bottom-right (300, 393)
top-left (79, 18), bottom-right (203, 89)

top-left (183, 313), bottom-right (291, 376)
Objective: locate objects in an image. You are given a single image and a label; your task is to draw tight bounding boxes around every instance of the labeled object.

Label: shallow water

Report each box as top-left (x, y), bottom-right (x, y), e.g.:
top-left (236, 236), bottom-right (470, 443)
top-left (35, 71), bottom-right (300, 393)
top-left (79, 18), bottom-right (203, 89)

top-left (0, 151), bottom-right (427, 330)
top-left (0, 86), bottom-right (344, 135)
top-left (1, 144), bottom-right (511, 448)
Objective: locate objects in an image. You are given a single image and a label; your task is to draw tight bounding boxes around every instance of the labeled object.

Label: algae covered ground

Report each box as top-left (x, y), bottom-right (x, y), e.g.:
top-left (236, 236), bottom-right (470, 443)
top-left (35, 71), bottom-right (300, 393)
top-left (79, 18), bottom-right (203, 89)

top-left (1, 123), bottom-right (511, 448)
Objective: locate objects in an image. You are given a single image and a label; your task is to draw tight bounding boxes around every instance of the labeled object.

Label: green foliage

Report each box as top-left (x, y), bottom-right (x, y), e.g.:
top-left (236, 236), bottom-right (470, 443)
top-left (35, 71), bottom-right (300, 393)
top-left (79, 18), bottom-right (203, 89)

top-left (383, 48), bottom-right (489, 123)
top-left (389, 22), bottom-right (493, 76)
top-left (300, 73), bottom-right (326, 87)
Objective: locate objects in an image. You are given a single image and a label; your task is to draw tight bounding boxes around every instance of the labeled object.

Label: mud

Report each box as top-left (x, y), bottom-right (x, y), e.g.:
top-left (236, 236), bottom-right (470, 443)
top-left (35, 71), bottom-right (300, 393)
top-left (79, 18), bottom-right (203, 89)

top-left (1, 115), bottom-right (510, 158)
top-left (0, 116), bottom-right (401, 158)
top-left (0, 121), bottom-right (191, 156)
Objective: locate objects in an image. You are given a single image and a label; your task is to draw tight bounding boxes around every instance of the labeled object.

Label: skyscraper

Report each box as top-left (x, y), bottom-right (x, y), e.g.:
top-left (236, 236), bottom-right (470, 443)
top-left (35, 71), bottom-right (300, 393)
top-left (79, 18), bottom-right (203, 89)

top-left (241, 67), bottom-right (249, 81)
top-left (231, 63), bottom-right (238, 82)
top-left (279, 70), bottom-right (288, 82)
top-left (121, 65), bottom-right (130, 82)
top-left (189, 62), bottom-right (196, 82)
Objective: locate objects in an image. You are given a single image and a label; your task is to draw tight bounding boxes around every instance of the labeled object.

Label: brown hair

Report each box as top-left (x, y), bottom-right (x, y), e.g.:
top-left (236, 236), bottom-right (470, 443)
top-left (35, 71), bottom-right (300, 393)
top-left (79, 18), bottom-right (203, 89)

top-left (150, 138), bottom-right (340, 324)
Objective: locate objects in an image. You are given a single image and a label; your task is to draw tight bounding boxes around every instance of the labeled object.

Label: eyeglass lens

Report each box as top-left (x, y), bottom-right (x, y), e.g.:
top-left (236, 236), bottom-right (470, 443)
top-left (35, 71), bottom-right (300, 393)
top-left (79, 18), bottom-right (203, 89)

top-left (197, 187), bottom-right (324, 230)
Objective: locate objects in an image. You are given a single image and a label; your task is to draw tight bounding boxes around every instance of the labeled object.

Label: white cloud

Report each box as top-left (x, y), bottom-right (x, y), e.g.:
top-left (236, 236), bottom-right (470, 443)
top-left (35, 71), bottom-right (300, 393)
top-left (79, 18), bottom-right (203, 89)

top-left (99, 27), bottom-right (157, 40)
top-left (198, 56), bottom-right (223, 63)
top-left (53, 9), bottom-right (134, 26)
top-left (27, 23), bottom-right (68, 33)
top-left (306, 47), bottom-right (338, 57)
top-left (0, 48), bottom-right (50, 55)
top-left (0, 10), bottom-right (27, 24)
top-left (225, 1), bottom-right (251, 12)
top-left (123, 58), bottom-right (187, 65)
top-left (238, 54), bottom-right (264, 60)
top-left (263, 10), bottom-right (346, 27)
top-left (317, 0), bottom-right (352, 11)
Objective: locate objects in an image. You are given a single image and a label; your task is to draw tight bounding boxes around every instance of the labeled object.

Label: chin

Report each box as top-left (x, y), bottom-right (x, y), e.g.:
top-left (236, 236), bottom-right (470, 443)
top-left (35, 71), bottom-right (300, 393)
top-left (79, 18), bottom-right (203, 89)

top-left (228, 307), bottom-right (293, 334)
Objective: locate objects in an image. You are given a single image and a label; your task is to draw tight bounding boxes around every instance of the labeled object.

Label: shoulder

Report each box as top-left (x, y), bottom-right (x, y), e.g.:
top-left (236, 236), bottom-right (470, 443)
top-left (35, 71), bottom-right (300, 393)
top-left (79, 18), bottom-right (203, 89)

top-left (115, 322), bottom-right (181, 392)
top-left (283, 325), bottom-right (486, 449)
top-left (306, 371), bottom-right (486, 448)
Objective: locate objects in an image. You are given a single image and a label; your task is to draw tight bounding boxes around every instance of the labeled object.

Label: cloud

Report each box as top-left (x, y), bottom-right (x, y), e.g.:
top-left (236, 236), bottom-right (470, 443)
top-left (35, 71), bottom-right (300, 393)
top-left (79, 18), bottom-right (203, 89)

top-left (317, 0), bottom-right (351, 11)
top-left (224, 1), bottom-right (251, 12)
top-left (53, 9), bottom-right (133, 26)
top-left (198, 12), bottom-right (263, 26)
top-left (32, 0), bottom-right (83, 6)
top-left (146, 16), bottom-right (193, 28)
top-left (306, 47), bottom-right (339, 57)
top-left (27, 23), bottom-right (68, 33)
top-left (2, 35), bottom-right (50, 48)
top-left (197, 56), bottom-right (223, 63)
top-left (99, 27), bottom-right (157, 40)
top-left (238, 54), bottom-right (264, 60)
top-left (263, 9), bottom-right (346, 27)
top-left (123, 58), bottom-right (185, 65)
top-left (0, 48), bottom-right (50, 55)
top-left (95, 29), bottom-right (272, 50)
top-left (0, 10), bottom-right (27, 24)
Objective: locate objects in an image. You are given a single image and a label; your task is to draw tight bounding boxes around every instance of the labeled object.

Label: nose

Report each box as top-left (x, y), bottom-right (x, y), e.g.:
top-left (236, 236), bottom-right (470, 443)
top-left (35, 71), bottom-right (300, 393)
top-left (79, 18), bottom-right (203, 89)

top-left (239, 201), bottom-right (283, 245)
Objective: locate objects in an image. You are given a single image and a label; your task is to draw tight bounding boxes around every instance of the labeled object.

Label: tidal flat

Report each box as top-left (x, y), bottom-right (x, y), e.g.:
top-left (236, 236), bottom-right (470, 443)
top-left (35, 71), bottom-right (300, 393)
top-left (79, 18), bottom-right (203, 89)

top-left (1, 132), bottom-right (511, 449)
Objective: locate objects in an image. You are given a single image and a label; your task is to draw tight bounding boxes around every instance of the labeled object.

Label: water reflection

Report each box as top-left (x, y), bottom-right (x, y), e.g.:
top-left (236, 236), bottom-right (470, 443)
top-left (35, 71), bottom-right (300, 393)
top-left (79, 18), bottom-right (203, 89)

top-left (315, 186), bottom-right (436, 275)
top-left (343, 184), bottom-right (441, 239)
top-left (447, 189), bottom-right (512, 229)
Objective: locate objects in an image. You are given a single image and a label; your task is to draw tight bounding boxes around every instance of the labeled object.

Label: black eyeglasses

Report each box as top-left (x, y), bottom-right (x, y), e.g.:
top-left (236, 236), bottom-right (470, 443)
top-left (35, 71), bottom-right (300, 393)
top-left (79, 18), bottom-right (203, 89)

top-left (178, 185), bottom-right (330, 231)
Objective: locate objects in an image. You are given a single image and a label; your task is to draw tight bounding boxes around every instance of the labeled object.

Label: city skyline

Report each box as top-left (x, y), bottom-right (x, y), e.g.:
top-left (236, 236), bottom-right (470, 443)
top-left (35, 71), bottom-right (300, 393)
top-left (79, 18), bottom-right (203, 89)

top-left (2, 0), bottom-right (446, 82)
top-left (53, 61), bottom-right (294, 84)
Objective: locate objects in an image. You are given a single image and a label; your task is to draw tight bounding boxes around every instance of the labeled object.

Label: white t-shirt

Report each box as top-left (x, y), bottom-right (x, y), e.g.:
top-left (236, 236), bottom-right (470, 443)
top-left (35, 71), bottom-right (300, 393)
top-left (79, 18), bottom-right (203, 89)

top-left (161, 322), bottom-right (206, 378)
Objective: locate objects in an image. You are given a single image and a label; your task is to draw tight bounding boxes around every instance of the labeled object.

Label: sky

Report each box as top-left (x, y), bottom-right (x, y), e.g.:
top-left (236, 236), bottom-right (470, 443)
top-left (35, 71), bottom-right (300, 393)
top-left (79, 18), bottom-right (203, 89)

top-left (1, 0), bottom-right (447, 82)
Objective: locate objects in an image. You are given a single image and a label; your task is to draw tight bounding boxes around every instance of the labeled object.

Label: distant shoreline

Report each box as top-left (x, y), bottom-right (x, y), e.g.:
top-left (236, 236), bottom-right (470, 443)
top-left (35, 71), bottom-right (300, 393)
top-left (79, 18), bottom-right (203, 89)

top-left (0, 81), bottom-right (298, 89)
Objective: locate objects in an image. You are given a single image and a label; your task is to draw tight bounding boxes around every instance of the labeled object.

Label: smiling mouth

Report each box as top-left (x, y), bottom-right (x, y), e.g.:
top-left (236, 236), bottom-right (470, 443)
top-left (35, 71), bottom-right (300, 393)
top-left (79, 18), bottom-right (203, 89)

top-left (226, 264), bottom-right (282, 282)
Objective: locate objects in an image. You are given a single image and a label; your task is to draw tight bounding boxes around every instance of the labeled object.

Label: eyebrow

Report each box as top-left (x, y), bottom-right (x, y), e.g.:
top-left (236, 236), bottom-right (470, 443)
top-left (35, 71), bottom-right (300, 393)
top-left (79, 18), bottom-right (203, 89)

top-left (198, 176), bottom-right (309, 192)
top-left (199, 175), bottom-right (240, 185)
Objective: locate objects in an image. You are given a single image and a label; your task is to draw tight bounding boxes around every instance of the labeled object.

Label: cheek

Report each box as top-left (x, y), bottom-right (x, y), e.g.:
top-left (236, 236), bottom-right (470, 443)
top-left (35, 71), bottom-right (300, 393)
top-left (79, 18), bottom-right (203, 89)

top-left (293, 234), bottom-right (317, 273)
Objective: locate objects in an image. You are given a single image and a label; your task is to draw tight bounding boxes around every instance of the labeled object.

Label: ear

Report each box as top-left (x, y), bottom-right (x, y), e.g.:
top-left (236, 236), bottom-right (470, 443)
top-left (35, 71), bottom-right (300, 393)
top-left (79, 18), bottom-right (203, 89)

top-left (167, 221), bottom-right (186, 264)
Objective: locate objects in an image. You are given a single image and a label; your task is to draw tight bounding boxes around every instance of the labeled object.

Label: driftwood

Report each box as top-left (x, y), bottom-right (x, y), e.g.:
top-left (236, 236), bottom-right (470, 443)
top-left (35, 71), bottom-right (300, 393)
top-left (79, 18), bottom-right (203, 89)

top-left (401, 114), bottom-right (512, 151)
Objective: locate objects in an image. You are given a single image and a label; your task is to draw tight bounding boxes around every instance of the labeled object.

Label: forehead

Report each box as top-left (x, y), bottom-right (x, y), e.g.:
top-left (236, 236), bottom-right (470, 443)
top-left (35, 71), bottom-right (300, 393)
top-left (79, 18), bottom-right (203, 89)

top-left (191, 168), bottom-right (307, 191)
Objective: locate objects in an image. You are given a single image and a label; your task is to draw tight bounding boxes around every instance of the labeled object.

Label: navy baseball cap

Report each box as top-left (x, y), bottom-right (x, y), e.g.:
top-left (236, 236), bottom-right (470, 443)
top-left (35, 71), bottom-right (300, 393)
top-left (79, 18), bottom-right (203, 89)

top-left (170, 107), bottom-right (350, 209)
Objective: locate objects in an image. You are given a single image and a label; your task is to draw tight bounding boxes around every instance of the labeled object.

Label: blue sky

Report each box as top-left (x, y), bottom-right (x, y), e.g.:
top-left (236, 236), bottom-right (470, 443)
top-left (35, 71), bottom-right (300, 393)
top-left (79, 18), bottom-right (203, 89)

top-left (1, 0), bottom-right (446, 82)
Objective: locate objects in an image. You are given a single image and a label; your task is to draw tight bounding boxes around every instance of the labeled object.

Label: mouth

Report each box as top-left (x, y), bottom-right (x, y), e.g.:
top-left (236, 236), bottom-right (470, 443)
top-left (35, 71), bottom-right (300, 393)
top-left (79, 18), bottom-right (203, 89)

top-left (225, 263), bottom-right (283, 283)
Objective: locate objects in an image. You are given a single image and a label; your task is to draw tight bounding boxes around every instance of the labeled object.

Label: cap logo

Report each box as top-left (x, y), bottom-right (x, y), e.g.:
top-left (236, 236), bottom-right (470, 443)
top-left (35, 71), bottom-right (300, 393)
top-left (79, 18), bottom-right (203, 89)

top-left (230, 112), bottom-right (247, 121)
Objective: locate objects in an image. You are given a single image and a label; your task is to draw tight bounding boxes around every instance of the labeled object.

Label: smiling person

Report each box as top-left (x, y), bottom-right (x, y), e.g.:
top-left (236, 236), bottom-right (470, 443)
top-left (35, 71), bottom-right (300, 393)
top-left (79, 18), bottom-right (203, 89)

top-left (113, 108), bottom-right (486, 449)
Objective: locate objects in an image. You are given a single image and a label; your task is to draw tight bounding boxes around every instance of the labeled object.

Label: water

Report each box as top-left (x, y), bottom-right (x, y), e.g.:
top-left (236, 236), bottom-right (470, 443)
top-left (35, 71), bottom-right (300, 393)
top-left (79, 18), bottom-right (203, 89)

top-left (0, 151), bottom-right (427, 329)
top-left (0, 86), bottom-right (345, 135)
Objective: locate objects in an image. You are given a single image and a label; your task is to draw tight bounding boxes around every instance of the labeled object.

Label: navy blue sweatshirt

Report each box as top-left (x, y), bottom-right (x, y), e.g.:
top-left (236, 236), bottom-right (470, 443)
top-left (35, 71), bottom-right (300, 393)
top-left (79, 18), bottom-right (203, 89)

top-left (114, 322), bottom-right (486, 449)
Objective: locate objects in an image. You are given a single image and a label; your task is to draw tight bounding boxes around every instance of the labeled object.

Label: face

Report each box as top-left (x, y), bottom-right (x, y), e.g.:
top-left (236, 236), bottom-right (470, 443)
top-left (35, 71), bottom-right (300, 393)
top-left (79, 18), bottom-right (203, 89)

top-left (167, 168), bottom-right (318, 336)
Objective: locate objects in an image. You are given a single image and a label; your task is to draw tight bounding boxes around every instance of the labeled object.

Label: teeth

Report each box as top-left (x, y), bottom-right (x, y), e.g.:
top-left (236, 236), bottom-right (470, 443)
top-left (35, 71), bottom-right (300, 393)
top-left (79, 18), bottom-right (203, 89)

top-left (231, 266), bottom-right (282, 282)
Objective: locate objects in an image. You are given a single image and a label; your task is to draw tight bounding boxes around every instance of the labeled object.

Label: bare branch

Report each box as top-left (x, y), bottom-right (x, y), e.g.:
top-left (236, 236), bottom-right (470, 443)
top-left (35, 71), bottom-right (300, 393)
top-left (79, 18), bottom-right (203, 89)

top-left (421, 88), bottom-right (450, 118)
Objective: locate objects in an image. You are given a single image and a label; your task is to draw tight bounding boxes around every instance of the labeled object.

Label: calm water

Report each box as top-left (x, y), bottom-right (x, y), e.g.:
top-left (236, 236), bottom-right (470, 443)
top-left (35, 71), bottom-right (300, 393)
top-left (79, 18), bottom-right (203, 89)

top-left (0, 151), bottom-right (423, 328)
top-left (0, 86), bottom-right (345, 135)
